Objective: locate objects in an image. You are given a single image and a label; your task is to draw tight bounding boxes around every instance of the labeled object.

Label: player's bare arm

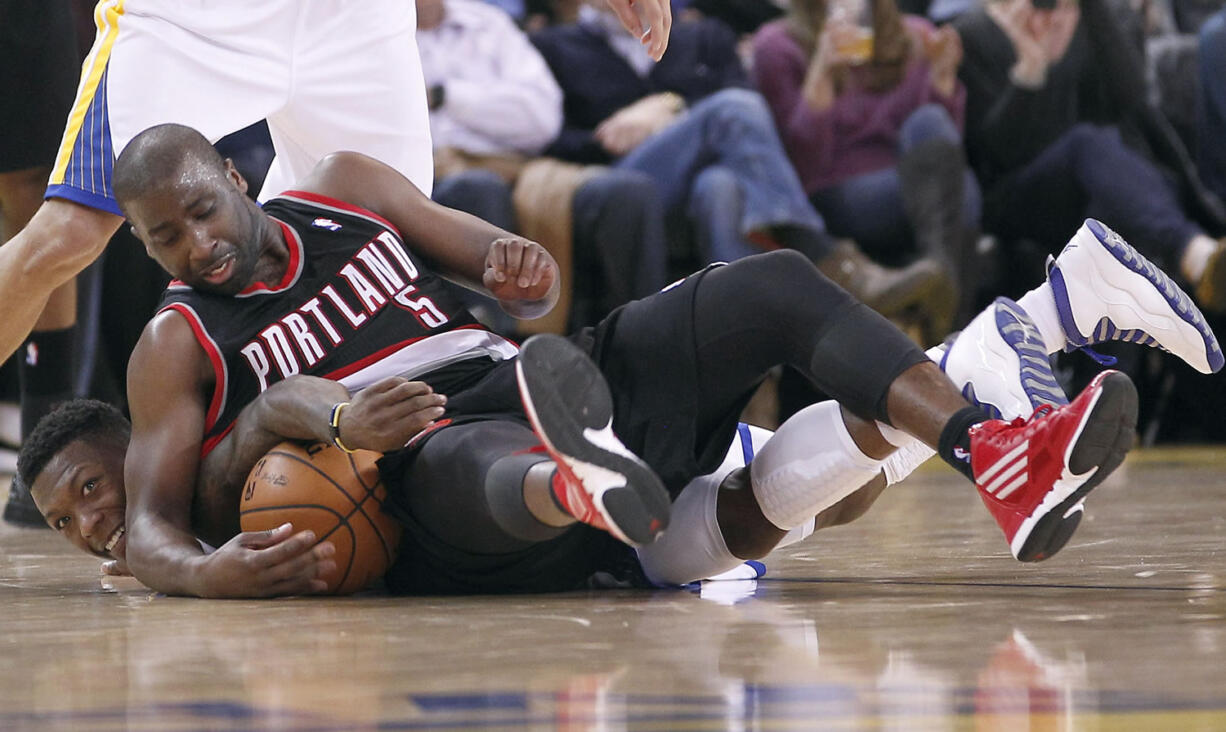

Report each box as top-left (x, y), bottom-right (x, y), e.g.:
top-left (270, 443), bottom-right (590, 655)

top-left (0, 201), bottom-right (123, 362)
top-left (197, 375), bottom-right (446, 547)
top-left (297, 152), bottom-right (560, 319)
top-left (124, 312), bottom-right (336, 598)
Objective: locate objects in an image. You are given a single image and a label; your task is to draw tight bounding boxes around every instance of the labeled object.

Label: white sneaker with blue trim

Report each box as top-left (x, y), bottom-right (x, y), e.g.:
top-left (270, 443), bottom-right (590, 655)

top-left (941, 297), bottom-right (1067, 421)
top-left (1048, 219), bottom-right (1223, 374)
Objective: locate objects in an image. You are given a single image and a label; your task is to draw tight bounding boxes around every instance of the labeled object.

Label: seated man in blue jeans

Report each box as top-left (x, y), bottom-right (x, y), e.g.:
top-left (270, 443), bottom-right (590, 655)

top-left (530, 2), bottom-right (946, 319)
top-left (419, 0), bottom-right (670, 332)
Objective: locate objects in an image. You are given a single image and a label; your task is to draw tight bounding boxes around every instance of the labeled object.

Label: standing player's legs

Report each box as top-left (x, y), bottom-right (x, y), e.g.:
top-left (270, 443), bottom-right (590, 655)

top-left (264, 0), bottom-right (433, 199)
top-left (0, 0), bottom-right (89, 524)
top-left (0, 0), bottom-right (294, 367)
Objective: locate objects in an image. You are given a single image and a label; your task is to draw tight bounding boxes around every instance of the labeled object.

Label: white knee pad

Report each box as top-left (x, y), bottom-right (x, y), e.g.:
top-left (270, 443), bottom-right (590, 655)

top-left (751, 400), bottom-right (883, 530)
top-left (881, 440), bottom-right (937, 485)
top-left (637, 473), bottom-right (741, 586)
top-left (776, 517), bottom-right (816, 549)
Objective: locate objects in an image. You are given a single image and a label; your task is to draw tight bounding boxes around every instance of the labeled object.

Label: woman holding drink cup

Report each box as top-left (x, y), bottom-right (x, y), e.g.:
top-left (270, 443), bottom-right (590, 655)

top-left (752, 0), bottom-right (983, 332)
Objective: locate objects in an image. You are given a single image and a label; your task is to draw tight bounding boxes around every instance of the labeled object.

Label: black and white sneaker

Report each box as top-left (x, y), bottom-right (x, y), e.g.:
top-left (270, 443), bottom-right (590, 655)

top-left (515, 334), bottom-right (670, 547)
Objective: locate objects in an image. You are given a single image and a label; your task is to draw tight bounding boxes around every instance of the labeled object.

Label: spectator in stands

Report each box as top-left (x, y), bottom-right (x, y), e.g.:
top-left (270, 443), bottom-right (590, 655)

top-left (682, 0), bottom-right (785, 37)
top-left (1110, 0), bottom-right (1226, 215)
top-left (954, 0), bottom-right (1226, 312)
top-left (531, 0), bottom-right (949, 320)
top-left (753, 0), bottom-right (982, 331)
top-left (418, 0), bottom-right (669, 331)
top-left (0, 0), bottom-right (84, 525)
top-left (1195, 5), bottom-right (1226, 204)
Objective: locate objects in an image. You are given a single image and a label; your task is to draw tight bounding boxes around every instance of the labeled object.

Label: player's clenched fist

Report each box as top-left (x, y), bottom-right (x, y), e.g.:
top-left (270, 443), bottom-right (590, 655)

top-left (483, 237), bottom-right (560, 319)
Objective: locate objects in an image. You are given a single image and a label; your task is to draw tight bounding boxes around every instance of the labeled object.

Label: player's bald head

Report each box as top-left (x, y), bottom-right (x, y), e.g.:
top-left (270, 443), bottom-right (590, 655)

top-left (113, 123), bottom-right (229, 214)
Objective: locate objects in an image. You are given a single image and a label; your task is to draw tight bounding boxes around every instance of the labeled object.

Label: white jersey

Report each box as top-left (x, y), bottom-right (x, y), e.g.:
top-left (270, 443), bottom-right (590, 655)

top-left (698, 423), bottom-right (774, 489)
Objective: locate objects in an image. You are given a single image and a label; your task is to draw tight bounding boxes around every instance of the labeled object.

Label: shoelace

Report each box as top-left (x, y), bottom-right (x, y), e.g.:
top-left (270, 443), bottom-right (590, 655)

top-left (1076, 346), bottom-right (1119, 367)
top-left (1005, 404), bottom-right (1053, 431)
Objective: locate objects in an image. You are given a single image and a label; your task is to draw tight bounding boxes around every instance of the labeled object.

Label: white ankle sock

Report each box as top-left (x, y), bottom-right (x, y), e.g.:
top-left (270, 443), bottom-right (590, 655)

top-left (751, 401), bottom-right (883, 530)
top-left (1016, 283), bottom-right (1065, 354)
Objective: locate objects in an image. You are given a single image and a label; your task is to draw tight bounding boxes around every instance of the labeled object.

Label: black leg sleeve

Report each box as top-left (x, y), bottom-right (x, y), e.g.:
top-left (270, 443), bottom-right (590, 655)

top-left (691, 250), bottom-right (927, 428)
top-left (398, 421), bottom-right (561, 554)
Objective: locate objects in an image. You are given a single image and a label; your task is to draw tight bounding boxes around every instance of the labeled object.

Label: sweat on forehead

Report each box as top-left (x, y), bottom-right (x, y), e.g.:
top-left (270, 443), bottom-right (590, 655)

top-left (113, 123), bottom-right (228, 210)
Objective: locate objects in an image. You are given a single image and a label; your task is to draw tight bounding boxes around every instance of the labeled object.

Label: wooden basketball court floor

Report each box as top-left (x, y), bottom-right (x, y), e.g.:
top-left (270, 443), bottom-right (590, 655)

top-left (1, 447), bottom-right (1224, 731)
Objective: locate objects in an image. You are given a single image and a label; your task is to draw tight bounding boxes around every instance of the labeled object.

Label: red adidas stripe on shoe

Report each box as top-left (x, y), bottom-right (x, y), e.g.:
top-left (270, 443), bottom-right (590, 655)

top-left (970, 369), bottom-right (1138, 561)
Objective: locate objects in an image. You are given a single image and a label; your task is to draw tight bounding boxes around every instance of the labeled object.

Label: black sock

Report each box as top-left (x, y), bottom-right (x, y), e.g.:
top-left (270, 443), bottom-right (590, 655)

top-left (937, 405), bottom-right (990, 481)
top-left (18, 327), bottom-right (76, 440)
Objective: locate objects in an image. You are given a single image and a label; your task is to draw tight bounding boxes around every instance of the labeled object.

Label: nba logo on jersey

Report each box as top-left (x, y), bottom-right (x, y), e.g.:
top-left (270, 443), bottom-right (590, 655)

top-left (312, 217), bottom-right (343, 231)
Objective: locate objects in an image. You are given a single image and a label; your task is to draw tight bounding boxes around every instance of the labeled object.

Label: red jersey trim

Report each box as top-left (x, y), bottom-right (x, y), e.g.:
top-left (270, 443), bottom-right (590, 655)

top-left (200, 421), bottom-right (235, 460)
top-left (158, 303), bottom-right (229, 447)
top-left (277, 190), bottom-right (402, 236)
top-left (236, 219), bottom-right (303, 295)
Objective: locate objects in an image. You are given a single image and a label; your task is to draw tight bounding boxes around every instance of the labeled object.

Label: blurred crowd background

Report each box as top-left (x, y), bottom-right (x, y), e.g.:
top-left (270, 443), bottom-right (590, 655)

top-left (3, 0), bottom-right (1225, 487)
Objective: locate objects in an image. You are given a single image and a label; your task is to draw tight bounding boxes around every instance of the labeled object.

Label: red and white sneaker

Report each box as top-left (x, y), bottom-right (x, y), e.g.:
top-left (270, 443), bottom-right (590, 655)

top-left (970, 369), bottom-right (1137, 562)
top-left (516, 334), bottom-right (671, 547)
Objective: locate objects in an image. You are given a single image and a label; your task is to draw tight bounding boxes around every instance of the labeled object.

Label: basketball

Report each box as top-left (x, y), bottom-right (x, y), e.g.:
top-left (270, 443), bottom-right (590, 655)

top-left (240, 441), bottom-right (402, 595)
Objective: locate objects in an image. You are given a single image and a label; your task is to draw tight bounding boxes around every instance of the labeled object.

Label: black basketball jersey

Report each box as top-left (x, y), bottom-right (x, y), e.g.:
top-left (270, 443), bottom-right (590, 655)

top-left (157, 190), bottom-right (519, 456)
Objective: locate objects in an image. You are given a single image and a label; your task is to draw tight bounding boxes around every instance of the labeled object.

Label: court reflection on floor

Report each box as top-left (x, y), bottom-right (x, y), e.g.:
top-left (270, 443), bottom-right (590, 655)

top-left (9, 583), bottom-right (1094, 729)
top-left (6, 449), bottom-right (1226, 729)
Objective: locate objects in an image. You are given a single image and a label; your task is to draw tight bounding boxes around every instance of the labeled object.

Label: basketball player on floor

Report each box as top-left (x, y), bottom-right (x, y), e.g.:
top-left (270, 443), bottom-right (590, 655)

top-left (19, 123), bottom-right (1222, 597)
top-left (0, 0), bottom-right (674, 524)
top-left (22, 272), bottom-right (1220, 592)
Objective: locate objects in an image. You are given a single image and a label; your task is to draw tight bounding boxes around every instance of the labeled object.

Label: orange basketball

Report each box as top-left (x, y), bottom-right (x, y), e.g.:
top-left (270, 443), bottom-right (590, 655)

top-left (240, 441), bottom-right (402, 595)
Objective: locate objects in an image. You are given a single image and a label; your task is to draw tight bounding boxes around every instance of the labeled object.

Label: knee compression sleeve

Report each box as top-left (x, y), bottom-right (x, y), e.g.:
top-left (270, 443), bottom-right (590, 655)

top-left (807, 303), bottom-right (928, 423)
top-left (693, 251), bottom-right (927, 424)
top-left (485, 452), bottom-right (567, 543)
top-left (637, 472), bottom-right (741, 586)
top-left (406, 421), bottom-right (562, 553)
top-left (750, 400), bottom-right (884, 530)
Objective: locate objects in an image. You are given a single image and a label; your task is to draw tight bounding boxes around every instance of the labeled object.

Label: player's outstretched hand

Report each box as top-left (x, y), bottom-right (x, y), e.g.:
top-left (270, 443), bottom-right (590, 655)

top-left (198, 523), bottom-right (336, 598)
top-left (343, 377), bottom-right (447, 450)
top-left (605, 0), bottom-right (671, 60)
top-left (483, 237), bottom-right (559, 318)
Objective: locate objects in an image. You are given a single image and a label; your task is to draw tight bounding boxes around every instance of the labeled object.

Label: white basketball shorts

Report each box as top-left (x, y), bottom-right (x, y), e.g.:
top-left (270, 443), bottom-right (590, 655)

top-left (47, 0), bottom-right (433, 215)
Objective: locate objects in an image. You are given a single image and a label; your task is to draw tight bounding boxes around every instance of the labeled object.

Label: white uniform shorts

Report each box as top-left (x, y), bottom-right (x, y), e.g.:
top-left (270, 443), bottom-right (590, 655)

top-left (47, 0), bottom-right (433, 216)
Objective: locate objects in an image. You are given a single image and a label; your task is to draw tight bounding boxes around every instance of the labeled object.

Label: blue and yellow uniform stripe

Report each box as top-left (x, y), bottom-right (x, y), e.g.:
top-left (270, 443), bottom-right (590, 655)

top-left (46, 0), bottom-right (125, 215)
